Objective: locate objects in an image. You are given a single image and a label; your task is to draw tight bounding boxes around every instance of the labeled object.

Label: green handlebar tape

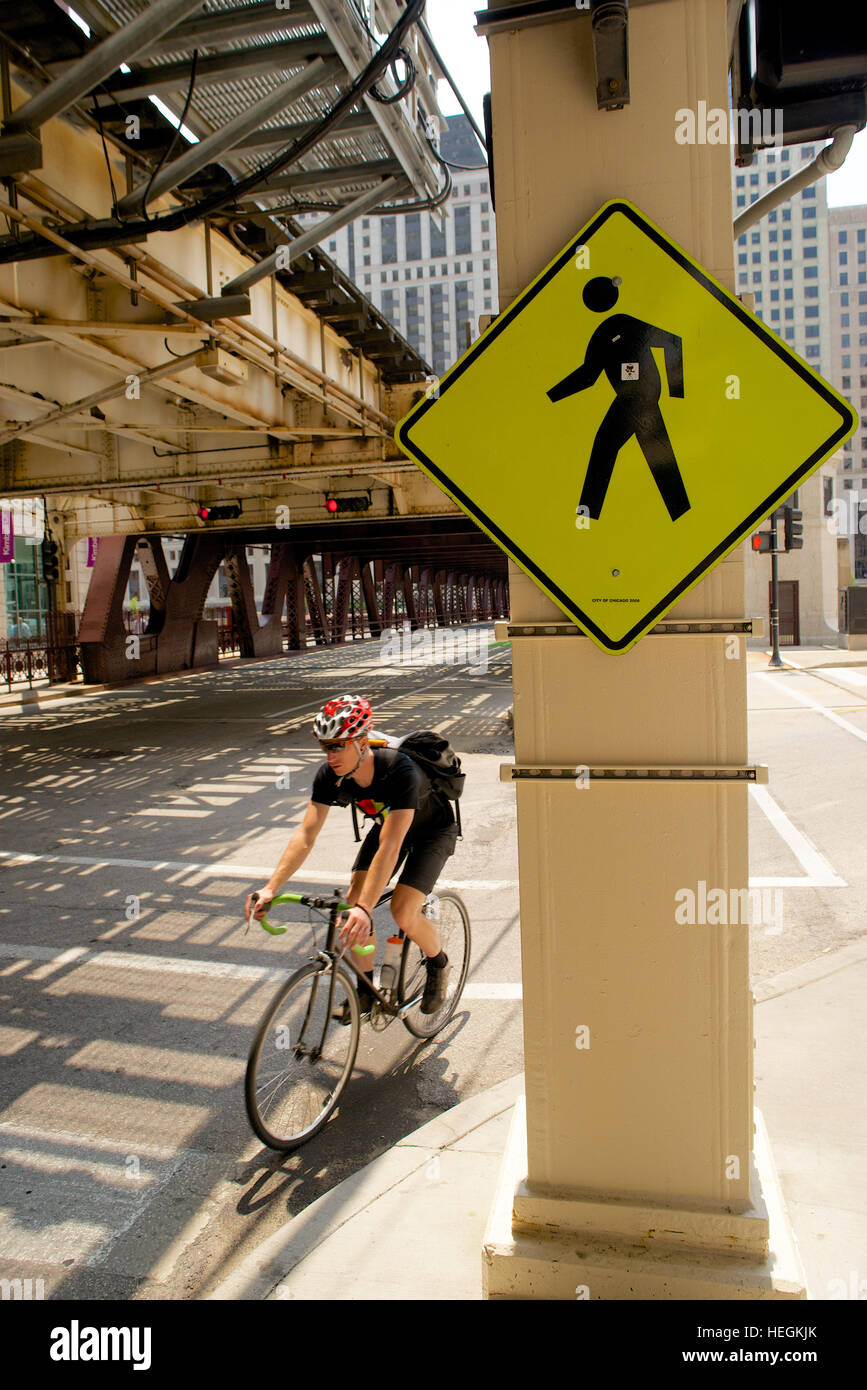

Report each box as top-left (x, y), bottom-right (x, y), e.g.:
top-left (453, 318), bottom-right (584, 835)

top-left (255, 891), bottom-right (353, 935)
top-left (352, 943), bottom-right (376, 955)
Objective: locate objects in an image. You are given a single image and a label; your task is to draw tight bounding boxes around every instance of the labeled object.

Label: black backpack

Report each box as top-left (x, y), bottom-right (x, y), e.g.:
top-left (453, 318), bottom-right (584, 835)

top-left (346, 730), bottom-right (464, 841)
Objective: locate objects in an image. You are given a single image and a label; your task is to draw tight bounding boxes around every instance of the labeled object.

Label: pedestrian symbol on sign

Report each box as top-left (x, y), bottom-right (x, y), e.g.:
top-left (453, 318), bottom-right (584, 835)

top-left (547, 276), bottom-right (690, 522)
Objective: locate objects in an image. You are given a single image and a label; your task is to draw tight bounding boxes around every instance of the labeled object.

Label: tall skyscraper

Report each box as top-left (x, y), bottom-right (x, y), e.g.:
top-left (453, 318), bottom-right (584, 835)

top-left (318, 114), bottom-right (496, 375)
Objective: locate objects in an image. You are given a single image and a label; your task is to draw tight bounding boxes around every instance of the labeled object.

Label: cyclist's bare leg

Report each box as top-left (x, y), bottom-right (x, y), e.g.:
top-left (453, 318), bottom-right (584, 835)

top-left (390, 884), bottom-right (441, 958)
top-left (345, 870), bottom-right (375, 987)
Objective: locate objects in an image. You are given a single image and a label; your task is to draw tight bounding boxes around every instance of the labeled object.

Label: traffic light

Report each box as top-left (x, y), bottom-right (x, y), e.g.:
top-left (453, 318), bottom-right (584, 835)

top-left (197, 503), bottom-right (242, 521)
top-left (751, 532), bottom-right (772, 553)
top-left (41, 537), bottom-right (60, 582)
top-left (325, 495), bottom-right (370, 514)
top-left (783, 506), bottom-right (803, 551)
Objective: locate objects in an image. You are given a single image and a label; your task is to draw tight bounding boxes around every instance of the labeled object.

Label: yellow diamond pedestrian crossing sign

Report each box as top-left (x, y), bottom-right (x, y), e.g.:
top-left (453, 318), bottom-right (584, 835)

top-left (395, 199), bottom-right (858, 653)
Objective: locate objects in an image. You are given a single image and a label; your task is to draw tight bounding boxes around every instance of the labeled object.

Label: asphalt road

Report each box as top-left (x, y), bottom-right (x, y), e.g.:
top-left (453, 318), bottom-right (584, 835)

top-left (0, 635), bottom-right (862, 1299)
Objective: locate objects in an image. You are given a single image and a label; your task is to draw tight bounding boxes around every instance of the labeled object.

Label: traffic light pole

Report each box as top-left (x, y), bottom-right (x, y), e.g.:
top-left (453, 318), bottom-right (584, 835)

top-left (768, 511), bottom-right (783, 668)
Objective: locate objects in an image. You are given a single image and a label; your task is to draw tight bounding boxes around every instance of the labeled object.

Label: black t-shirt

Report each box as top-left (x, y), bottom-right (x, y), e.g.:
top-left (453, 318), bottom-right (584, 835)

top-left (311, 748), bottom-right (453, 839)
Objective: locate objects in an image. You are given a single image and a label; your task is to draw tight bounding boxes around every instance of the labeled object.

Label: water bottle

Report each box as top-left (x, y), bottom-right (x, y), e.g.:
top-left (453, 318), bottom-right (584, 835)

top-left (378, 935), bottom-right (403, 1001)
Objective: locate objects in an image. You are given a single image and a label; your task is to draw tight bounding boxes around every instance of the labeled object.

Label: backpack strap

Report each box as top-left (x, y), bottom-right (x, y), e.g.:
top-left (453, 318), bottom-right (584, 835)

top-left (351, 801), bottom-right (361, 843)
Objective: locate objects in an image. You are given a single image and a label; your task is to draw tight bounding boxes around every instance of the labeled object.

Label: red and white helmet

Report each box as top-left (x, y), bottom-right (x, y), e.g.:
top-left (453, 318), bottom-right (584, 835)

top-left (313, 695), bottom-right (372, 742)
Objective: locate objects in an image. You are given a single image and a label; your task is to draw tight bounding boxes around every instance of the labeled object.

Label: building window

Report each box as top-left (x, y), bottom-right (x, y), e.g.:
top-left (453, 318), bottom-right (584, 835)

top-left (405, 213), bottom-right (422, 261)
top-left (381, 215), bottom-right (397, 264)
top-left (429, 215), bottom-right (446, 257)
top-left (482, 240), bottom-right (490, 251)
top-left (454, 205), bottom-right (472, 254)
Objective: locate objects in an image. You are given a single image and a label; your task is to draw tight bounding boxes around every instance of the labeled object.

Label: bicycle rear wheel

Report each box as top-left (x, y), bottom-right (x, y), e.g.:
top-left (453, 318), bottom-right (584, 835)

top-left (245, 961), bottom-right (359, 1151)
top-left (399, 891), bottom-right (471, 1039)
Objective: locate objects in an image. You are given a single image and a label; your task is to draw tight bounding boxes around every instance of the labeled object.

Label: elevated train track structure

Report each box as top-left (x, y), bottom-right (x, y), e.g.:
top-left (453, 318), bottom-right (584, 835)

top-left (0, 0), bottom-right (505, 677)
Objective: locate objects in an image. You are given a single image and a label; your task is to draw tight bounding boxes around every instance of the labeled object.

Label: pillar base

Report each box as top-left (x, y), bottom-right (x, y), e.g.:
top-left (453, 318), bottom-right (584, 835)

top-left (482, 1099), bottom-right (807, 1300)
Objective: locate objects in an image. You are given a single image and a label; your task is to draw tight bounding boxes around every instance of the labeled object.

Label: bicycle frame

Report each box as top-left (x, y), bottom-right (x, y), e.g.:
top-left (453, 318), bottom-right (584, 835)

top-left (256, 887), bottom-right (426, 1021)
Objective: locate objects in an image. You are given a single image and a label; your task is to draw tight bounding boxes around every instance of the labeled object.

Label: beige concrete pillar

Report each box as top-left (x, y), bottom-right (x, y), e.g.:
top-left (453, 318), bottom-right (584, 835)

top-left (482, 0), bottom-right (806, 1299)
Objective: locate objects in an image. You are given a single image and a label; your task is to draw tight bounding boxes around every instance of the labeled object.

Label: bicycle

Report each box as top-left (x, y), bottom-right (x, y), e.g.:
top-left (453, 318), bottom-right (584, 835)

top-left (244, 886), bottom-right (471, 1151)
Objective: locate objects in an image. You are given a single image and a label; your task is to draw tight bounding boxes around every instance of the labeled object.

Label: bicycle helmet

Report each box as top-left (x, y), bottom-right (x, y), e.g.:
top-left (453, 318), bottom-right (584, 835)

top-left (312, 695), bottom-right (373, 742)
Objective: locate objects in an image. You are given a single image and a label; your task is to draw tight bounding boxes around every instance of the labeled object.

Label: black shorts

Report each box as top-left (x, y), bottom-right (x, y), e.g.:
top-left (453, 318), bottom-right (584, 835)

top-left (352, 819), bottom-right (459, 897)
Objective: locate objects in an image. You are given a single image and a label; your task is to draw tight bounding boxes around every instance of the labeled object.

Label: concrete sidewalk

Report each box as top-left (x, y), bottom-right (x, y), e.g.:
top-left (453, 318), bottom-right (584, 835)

top-left (211, 937), bottom-right (867, 1301)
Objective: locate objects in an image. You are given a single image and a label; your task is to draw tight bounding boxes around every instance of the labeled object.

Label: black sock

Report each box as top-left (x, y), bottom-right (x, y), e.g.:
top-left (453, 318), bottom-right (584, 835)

top-left (356, 973), bottom-right (374, 998)
top-left (426, 950), bottom-right (448, 970)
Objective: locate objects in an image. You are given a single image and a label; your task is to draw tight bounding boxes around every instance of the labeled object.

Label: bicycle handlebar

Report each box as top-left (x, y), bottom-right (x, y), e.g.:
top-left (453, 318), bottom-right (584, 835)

top-left (252, 890), bottom-right (375, 950)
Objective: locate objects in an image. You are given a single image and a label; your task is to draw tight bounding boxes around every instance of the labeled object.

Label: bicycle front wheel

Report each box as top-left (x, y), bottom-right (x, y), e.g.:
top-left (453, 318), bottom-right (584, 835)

top-left (399, 891), bottom-right (471, 1039)
top-left (245, 962), bottom-right (359, 1151)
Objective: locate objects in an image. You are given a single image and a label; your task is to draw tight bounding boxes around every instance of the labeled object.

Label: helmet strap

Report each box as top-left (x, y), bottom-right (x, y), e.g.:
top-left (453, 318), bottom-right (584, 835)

top-left (337, 735), bottom-right (368, 785)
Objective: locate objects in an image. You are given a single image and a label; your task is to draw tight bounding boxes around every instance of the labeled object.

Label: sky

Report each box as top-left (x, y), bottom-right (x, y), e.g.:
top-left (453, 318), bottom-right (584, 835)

top-left (423, 0), bottom-right (867, 209)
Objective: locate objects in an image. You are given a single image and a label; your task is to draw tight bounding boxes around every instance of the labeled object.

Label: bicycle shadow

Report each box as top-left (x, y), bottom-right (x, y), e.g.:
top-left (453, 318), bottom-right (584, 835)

top-left (234, 1008), bottom-right (471, 1218)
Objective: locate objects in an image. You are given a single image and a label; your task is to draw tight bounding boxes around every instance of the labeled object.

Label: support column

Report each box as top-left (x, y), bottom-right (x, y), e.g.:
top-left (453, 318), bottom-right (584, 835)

top-left (284, 550), bottom-right (307, 651)
top-left (432, 570), bottom-right (446, 625)
top-left (259, 542), bottom-right (294, 654)
top-left (302, 556), bottom-right (328, 646)
top-left (360, 558), bottom-right (382, 637)
top-left (401, 563), bottom-right (419, 629)
top-left (482, 0), bottom-right (805, 1300)
top-left (332, 556), bottom-right (355, 645)
top-left (138, 537), bottom-right (171, 635)
top-left (382, 562), bottom-right (396, 630)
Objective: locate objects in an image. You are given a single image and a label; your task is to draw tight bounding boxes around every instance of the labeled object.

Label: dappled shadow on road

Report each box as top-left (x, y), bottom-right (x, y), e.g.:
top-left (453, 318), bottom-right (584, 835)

top-left (0, 637), bottom-right (516, 1300)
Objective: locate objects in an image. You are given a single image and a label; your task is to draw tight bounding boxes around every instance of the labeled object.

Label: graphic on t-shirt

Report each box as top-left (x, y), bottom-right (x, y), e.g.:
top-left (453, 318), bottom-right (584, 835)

top-left (357, 797), bottom-right (388, 819)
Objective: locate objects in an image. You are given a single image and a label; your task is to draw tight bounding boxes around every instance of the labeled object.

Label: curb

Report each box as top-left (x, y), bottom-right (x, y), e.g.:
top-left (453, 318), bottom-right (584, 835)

top-left (206, 1072), bottom-right (524, 1301)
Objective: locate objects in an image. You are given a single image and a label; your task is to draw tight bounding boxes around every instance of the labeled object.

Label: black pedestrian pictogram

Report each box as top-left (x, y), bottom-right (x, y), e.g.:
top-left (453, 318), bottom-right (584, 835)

top-left (547, 276), bottom-right (690, 521)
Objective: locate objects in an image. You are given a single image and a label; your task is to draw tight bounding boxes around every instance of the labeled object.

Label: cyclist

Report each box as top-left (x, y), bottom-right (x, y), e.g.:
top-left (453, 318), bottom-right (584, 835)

top-left (244, 694), bottom-right (458, 1015)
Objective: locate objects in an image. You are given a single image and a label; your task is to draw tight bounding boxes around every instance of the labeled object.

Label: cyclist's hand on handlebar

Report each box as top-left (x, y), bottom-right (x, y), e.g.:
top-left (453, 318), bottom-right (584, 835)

top-left (338, 906), bottom-right (374, 950)
top-left (245, 887), bottom-right (273, 923)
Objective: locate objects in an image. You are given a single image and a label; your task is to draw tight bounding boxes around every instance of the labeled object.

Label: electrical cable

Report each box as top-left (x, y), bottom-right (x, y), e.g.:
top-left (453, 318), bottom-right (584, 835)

top-left (370, 47), bottom-right (415, 104)
top-left (0, 0), bottom-right (428, 265)
top-left (92, 91), bottom-right (120, 219)
top-left (416, 15), bottom-right (488, 156)
top-left (141, 48), bottom-right (199, 222)
top-left (0, 0), bottom-right (468, 271)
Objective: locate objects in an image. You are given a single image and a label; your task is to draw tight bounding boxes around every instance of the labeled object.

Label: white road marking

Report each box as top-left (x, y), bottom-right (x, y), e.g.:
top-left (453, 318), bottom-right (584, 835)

top-left (0, 848), bottom-right (516, 892)
top-left (756, 671), bottom-right (867, 746)
top-left (0, 939), bottom-right (522, 998)
top-left (825, 668), bottom-right (867, 687)
top-left (749, 784), bottom-right (847, 888)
